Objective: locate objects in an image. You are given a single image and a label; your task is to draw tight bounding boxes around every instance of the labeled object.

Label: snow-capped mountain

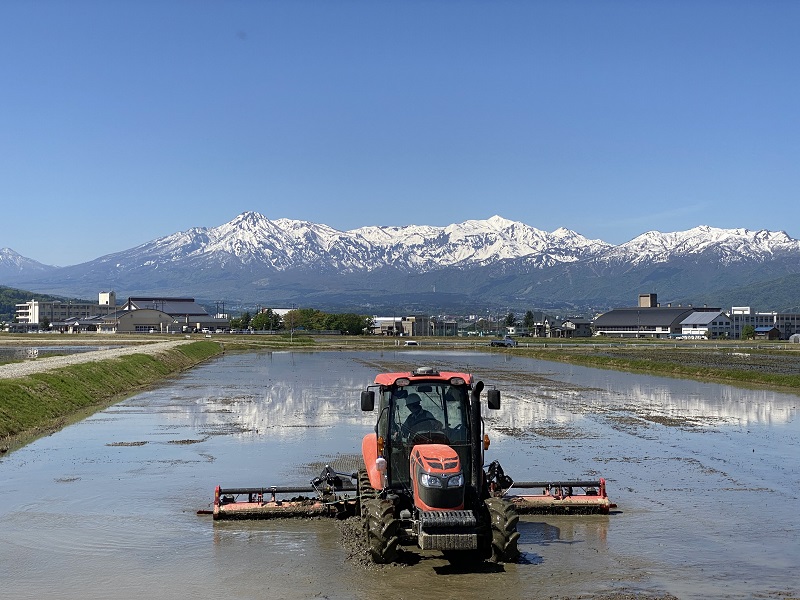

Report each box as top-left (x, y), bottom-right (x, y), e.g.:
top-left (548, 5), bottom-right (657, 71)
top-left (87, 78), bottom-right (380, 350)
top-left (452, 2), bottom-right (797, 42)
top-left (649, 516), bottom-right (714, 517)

top-left (0, 248), bottom-right (57, 279)
top-left (85, 212), bottom-right (610, 274)
top-left (601, 225), bottom-right (800, 266)
top-left (4, 213), bottom-right (800, 312)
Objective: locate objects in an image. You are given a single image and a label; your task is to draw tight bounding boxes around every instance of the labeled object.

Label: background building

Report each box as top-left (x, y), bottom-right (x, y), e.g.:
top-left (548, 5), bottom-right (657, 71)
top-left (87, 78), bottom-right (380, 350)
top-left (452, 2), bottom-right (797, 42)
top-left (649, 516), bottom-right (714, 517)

top-left (679, 311), bottom-right (732, 339)
top-left (592, 294), bottom-right (721, 339)
top-left (730, 307), bottom-right (800, 340)
top-left (16, 291), bottom-right (118, 329)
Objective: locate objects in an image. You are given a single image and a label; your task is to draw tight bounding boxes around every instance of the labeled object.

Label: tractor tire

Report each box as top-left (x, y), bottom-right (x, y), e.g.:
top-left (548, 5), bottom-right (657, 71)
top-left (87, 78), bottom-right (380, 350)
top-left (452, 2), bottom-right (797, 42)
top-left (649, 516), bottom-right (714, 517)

top-left (485, 497), bottom-right (521, 563)
top-left (357, 469), bottom-right (377, 517)
top-left (363, 498), bottom-right (400, 564)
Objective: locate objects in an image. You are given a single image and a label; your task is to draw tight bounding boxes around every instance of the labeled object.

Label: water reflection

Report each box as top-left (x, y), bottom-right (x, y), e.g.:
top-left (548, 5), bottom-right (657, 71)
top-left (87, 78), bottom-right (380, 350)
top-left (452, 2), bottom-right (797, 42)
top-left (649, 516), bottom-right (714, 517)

top-left (104, 350), bottom-right (799, 446)
top-left (117, 351), bottom-right (379, 441)
top-left (491, 359), bottom-right (798, 429)
top-left (0, 349), bottom-right (797, 600)
top-left (620, 382), bottom-right (798, 426)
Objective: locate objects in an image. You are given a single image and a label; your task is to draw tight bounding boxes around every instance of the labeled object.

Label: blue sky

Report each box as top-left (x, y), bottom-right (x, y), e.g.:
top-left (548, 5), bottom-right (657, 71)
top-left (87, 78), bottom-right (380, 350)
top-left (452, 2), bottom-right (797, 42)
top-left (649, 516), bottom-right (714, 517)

top-left (2, 1), bottom-right (798, 266)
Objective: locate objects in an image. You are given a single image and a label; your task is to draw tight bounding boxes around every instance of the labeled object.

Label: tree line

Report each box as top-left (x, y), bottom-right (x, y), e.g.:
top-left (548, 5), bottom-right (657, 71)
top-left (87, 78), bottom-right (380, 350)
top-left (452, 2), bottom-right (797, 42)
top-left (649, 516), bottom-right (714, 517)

top-left (230, 308), bottom-right (372, 336)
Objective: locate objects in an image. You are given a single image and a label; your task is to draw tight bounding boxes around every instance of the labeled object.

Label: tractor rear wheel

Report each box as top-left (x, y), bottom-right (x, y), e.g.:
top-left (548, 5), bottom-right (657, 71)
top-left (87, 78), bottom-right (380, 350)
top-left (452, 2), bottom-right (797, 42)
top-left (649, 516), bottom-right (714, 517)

top-left (357, 469), bottom-right (377, 517)
top-left (363, 498), bottom-right (400, 564)
top-left (485, 497), bottom-right (520, 563)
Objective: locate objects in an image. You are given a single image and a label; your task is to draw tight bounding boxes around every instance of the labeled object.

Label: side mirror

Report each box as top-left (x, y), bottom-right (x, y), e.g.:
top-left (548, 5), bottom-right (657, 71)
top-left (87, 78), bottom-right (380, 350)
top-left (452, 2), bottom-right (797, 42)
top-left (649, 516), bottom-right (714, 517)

top-left (487, 389), bottom-right (500, 410)
top-left (361, 390), bottom-right (375, 411)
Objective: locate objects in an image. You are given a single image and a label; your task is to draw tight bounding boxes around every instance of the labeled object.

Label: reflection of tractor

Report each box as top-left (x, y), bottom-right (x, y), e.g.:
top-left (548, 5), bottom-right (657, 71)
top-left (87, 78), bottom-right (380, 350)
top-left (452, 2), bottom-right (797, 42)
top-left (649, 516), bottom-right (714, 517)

top-left (208, 366), bottom-right (614, 564)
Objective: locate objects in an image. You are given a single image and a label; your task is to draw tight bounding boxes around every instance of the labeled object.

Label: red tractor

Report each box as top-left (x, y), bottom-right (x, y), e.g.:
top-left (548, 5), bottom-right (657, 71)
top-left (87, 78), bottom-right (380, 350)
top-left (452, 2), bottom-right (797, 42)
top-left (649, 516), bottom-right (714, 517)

top-left (358, 366), bottom-right (519, 563)
top-left (208, 366), bottom-right (614, 564)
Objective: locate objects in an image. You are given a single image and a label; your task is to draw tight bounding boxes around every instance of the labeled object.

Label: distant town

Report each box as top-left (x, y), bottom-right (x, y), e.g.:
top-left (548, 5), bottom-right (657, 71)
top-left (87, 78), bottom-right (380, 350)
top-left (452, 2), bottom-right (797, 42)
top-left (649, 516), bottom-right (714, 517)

top-left (7, 290), bottom-right (800, 343)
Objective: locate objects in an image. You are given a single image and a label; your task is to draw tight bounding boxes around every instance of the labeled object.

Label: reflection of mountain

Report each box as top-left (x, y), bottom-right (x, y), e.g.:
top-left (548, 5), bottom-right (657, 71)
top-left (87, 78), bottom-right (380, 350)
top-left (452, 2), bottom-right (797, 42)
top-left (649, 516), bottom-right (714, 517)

top-left (624, 384), bottom-right (798, 427)
top-left (164, 352), bottom-right (797, 444)
top-left (175, 362), bottom-right (376, 440)
top-left (234, 377), bottom-right (375, 435)
top-left (482, 372), bottom-right (797, 432)
top-left (485, 389), bottom-right (611, 434)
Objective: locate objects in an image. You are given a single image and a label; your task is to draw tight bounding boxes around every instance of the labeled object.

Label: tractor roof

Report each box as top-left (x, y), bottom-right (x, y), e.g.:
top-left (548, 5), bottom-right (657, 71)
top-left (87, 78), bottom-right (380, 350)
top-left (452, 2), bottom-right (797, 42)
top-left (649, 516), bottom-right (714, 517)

top-left (373, 366), bottom-right (473, 386)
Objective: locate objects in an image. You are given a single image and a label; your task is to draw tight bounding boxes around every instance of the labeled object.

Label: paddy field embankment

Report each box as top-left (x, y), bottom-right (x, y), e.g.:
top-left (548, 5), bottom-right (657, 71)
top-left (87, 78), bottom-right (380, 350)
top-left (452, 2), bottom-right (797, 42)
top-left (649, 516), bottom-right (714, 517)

top-left (0, 337), bottom-right (222, 452)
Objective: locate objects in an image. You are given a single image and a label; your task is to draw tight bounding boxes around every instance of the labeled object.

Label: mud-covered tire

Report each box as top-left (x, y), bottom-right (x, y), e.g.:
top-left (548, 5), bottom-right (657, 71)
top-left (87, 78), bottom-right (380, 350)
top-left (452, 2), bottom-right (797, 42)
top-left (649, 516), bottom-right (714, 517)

top-left (363, 498), bottom-right (400, 564)
top-left (357, 469), bottom-right (377, 517)
top-left (485, 497), bottom-right (521, 563)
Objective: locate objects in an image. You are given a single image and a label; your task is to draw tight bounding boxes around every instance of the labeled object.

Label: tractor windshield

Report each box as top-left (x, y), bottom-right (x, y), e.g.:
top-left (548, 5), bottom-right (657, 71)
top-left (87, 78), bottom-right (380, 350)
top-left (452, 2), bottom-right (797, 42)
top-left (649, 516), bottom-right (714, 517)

top-left (377, 382), bottom-right (472, 490)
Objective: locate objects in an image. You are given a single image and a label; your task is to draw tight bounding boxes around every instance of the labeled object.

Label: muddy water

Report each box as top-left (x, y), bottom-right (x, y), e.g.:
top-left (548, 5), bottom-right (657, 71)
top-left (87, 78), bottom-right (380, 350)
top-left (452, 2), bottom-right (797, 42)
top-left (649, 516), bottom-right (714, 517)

top-left (1, 350), bottom-right (798, 600)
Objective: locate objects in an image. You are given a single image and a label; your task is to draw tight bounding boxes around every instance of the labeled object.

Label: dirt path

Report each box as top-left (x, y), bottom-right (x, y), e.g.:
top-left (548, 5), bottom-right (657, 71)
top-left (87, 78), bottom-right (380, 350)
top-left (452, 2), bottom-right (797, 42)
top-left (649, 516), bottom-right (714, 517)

top-left (0, 339), bottom-right (189, 379)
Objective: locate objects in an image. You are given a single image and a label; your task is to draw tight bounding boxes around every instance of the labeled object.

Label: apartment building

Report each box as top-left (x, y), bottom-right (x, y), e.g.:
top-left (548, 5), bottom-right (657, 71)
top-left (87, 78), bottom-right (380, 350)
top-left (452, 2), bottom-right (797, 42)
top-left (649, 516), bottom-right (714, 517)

top-left (16, 291), bottom-right (118, 326)
top-left (730, 307), bottom-right (800, 340)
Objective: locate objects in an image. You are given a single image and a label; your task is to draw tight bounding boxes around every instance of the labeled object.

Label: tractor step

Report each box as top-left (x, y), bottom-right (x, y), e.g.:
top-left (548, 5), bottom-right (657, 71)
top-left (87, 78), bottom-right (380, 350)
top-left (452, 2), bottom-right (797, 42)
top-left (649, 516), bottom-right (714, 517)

top-left (417, 509), bottom-right (480, 551)
top-left (419, 531), bottom-right (479, 551)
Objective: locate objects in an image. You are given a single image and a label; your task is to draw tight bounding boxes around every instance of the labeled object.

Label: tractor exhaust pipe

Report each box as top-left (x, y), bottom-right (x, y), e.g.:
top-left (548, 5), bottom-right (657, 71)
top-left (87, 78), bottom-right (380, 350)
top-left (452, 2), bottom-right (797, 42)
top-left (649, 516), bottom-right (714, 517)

top-left (469, 380), bottom-right (484, 494)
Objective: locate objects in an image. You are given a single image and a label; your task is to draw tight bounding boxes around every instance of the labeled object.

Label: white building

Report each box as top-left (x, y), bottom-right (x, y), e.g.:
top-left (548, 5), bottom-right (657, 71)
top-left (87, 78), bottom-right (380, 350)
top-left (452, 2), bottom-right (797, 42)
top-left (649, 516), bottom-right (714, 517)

top-left (679, 311), bottom-right (732, 339)
top-left (371, 316), bottom-right (415, 336)
top-left (16, 291), bottom-right (118, 327)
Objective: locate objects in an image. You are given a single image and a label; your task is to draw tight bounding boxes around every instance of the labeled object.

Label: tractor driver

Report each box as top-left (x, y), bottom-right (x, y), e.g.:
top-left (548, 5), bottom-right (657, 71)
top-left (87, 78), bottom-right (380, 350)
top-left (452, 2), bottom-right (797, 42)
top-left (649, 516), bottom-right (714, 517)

top-left (400, 393), bottom-right (442, 438)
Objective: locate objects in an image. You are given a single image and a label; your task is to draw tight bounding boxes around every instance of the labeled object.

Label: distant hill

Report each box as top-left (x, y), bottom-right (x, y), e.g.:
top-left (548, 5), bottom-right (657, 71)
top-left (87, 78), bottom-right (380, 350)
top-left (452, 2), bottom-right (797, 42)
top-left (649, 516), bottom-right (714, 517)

top-left (682, 273), bottom-right (800, 313)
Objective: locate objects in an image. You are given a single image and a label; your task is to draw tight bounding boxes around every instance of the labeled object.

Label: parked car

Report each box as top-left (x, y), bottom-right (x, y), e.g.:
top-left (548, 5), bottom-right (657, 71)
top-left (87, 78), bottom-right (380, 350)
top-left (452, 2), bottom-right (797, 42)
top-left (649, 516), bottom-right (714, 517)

top-left (490, 336), bottom-right (517, 348)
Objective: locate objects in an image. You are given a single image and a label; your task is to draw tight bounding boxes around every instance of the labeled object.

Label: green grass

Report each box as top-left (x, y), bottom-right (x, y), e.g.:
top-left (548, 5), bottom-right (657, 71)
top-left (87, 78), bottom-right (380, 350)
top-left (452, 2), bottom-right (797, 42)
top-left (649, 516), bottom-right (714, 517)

top-left (0, 341), bottom-right (222, 446)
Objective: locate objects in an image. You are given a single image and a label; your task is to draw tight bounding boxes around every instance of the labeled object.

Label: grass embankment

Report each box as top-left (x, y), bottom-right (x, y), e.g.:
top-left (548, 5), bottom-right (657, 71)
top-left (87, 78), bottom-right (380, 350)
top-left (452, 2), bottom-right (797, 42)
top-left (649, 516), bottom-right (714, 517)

top-left (516, 345), bottom-right (800, 390)
top-left (0, 340), bottom-right (222, 450)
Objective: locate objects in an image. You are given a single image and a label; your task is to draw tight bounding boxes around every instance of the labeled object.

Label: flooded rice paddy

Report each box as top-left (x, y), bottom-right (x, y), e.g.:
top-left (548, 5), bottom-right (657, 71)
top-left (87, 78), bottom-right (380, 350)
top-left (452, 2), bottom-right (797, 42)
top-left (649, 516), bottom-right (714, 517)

top-left (0, 345), bottom-right (118, 361)
top-left (1, 350), bottom-right (798, 599)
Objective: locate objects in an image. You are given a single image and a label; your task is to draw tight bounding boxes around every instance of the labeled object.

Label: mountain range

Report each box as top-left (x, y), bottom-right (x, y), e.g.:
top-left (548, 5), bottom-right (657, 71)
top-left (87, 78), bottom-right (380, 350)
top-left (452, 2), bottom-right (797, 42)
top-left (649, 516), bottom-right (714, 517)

top-left (3, 212), bottom-right (800, 314)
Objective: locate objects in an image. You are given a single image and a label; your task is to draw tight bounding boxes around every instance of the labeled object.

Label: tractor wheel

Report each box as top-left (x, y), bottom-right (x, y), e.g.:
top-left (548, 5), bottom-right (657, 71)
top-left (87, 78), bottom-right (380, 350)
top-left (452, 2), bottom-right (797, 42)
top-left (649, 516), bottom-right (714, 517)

top-left (485, 497), bottom-right (521, 563)
top-left (363, 498), bottom-right (400, 564)
top-left (357, 469), bottom-right (377, 517)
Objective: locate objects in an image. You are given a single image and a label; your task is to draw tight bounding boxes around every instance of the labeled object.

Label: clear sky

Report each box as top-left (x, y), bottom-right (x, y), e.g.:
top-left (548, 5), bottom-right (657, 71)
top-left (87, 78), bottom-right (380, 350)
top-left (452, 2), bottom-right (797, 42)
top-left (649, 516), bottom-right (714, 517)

top-left (2, 1), bottom-right (798, 266)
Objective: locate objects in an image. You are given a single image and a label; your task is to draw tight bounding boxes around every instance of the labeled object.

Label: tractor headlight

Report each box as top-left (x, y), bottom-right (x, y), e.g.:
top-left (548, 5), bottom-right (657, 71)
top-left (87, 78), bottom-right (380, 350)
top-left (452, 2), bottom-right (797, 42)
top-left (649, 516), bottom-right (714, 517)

top-left (447, 473), bottom-right (464, 488)
top-left (419, 473), bottom-right (464, 488)
top-left (419, 473), bottom-right (442, 488)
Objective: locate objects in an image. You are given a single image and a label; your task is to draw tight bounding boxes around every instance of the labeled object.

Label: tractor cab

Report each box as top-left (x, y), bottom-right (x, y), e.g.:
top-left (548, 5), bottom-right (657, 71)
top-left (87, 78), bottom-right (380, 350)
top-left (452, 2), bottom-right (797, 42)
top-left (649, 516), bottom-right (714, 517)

top-left (383, 380), bottom-right (470, 490)
top-left (360, 366), bottom-right (499, 505)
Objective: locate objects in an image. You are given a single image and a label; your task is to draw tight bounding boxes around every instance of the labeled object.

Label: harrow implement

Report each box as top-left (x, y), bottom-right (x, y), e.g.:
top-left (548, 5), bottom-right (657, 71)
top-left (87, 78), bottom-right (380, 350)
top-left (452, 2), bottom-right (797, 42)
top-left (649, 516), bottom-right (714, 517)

top-left (211, 466), bottom-right (358, 520)
top-left (486, 463), bottom-right (615, 514)
top-left (506, 479), bottom-right (614, 514)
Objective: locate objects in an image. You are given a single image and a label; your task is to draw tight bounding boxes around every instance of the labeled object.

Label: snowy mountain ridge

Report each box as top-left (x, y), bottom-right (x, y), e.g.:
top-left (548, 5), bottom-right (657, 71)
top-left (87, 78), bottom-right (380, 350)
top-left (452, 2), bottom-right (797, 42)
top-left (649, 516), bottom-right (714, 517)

top-left (4, 213), bottom-right (800, 311)
top-left (116, 212), bottom-right (799, 271)
top-left (5, 213), bottom-right (798, 273)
